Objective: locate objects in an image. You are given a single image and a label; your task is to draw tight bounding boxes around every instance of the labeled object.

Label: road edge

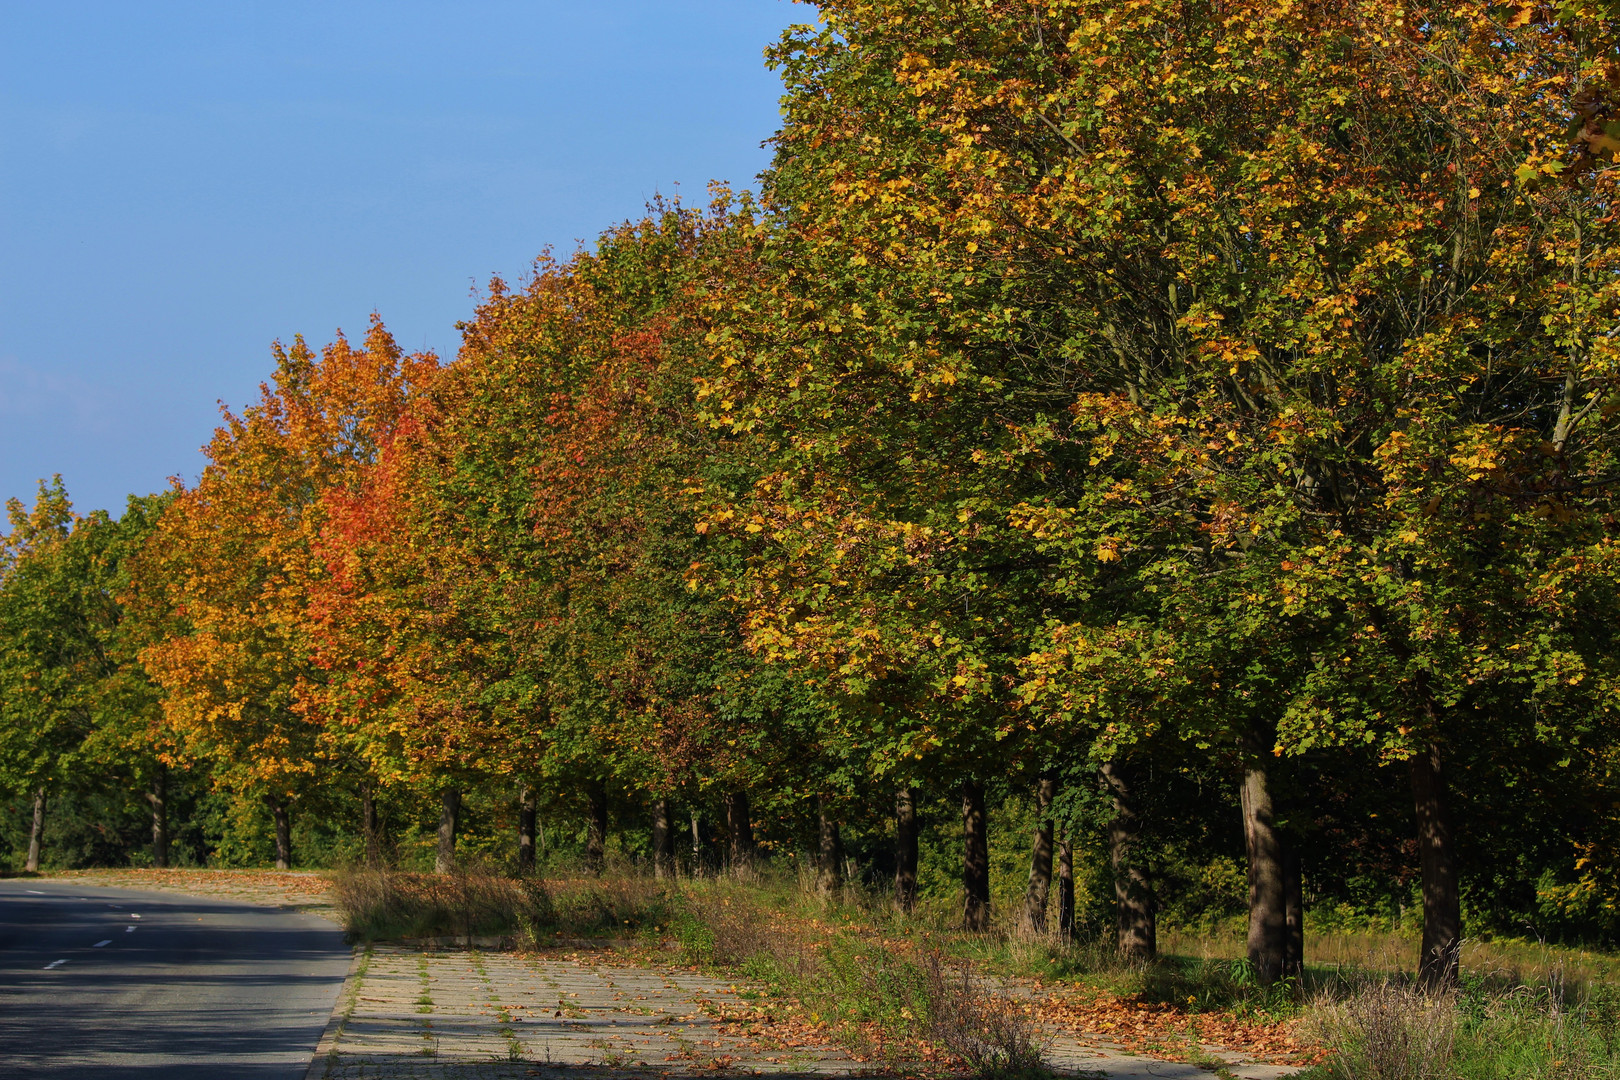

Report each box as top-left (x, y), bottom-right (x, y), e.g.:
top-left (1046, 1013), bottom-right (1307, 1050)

top-left (303, 944), bottom-right (364, 1080)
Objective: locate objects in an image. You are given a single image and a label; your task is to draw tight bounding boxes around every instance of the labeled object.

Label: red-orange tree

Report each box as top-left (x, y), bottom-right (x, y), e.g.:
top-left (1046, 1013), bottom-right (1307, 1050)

top-left (130, 318), bottom-right (437, 868)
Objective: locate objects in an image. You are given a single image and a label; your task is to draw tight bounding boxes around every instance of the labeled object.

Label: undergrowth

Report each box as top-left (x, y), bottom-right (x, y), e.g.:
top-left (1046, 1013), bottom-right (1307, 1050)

top-left (670, 881), bottom-right (1049, 1076)
top-left (330, 865), bottom-right (675, 944)
top-left (1306, 975), bottom-right (1620, 1079)
top-left (330, 866), bottom-right (1620, 1078)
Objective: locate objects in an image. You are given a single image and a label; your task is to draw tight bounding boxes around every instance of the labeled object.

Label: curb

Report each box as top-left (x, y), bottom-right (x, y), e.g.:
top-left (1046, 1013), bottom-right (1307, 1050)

top-left (303, 946), bottom-right (364, 1080)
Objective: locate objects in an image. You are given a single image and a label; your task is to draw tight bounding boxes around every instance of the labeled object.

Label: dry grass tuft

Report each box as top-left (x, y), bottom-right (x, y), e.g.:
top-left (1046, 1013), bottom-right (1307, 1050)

top-left (1308, 981), bottom-right (1457, 1080)
top-left (921, 951), bottom-right (1051, 1078)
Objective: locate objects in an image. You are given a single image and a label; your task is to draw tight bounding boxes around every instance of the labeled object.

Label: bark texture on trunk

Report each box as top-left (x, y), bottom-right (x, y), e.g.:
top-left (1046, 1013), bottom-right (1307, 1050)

top-left (267, 795), bottom-right (292, 871)
top-left (361, 782), bottom-right (381, 868)
top-left (894, 787), bottom-right (919, 913)
top-left (586, 780), bottom-right (608, 874)
top-left (726, 791), bottom-right (754, 873)
top-left (518, 787), bottom-right (537, 875)
top-left (1283, 836), bottom-right (1304, 978)
top-left (1057, 832), bottom-right (1075, 940)
top-left (961, 781), bottom-right (991, 931)
top-left (148, 770), bottom-right (169, 869)
top-left (1411, 742), bottom-right (1461, 990)
top-left (1102, 760), bottom-right (1156, 958)
top-left (1022, 774), bottom-right (1058, 936)
top-left (25, 787), bottom-right (46, 873)
top-left (652, 798), bottom-right (675, 880)
top-left (436, 788), bottom-right (460, 874)
top-left (816, 795), bottom-right (844, 898)
top-left (1242, 762), bottom-right (1287, 985)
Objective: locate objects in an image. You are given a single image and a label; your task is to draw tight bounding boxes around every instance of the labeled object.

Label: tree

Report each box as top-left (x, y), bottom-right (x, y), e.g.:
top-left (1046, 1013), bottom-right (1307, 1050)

top-left (0, 481), bottom-right (173, 871)
top-left (0, 479), bottom-right (82, 870)
top-left (700, 7), bottom-right (1082, 930)
top-left (130, 319), bottom-right (436, 869)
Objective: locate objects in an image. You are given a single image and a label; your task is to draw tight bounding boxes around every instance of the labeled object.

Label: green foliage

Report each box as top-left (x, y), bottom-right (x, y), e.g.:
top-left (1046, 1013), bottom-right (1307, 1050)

top-left (0, 482), bottom-right (175, 865)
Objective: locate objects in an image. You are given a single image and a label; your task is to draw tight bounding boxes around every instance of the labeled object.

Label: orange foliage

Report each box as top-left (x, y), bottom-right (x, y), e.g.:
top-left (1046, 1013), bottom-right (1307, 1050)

top-left (128, 317), bottom-right (438, 798)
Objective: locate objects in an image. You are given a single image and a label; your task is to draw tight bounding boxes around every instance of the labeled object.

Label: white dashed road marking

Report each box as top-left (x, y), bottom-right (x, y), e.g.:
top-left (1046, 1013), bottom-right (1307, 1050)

top-left (93, 940), bottom-right (112, 948)
top-left (43, 959), bottom-right (67, 970)
top-left (125, 926), bottom-right (135, 933)
top-left (25, 890), bottom-right (44, 895)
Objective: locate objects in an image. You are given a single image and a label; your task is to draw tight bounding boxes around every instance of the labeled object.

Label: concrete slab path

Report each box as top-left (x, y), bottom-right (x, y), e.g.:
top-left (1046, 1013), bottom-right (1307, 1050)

top-left (307, 945), bottom-right (1307, 1080)
top-left (312, 945), bottom-right (865, 1079)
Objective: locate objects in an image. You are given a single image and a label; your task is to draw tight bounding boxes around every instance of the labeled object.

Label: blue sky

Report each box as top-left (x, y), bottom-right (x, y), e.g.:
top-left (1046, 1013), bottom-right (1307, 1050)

top-left (0, 1), bottom-right (803, 515)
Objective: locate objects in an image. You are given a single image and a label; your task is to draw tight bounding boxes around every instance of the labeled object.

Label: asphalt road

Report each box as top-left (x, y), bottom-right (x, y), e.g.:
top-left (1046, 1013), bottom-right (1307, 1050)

top-left (0, 879), bottom-right (349, 1078)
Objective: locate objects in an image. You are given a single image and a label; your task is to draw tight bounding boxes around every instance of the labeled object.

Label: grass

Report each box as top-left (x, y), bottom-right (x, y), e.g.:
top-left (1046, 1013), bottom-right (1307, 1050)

top-left (327, 864), bottom-right (1620, 1078)
top-left (665, 878), bottom-right (1047, 1074)
top-left (676, 878), bottom-right (1620, 1077)
top-left (1305, 977), bottom-right (1620, 1079)
top-left (329, 864), bottom-right (676, 945)
top-left (1161, 922), bottom-right (1620, 1001)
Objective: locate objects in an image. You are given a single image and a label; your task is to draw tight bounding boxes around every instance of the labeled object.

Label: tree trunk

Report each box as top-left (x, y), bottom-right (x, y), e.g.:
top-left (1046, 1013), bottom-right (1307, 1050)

top-left (1102, 759), bottom-right (1155, 959)
top-left (1058, 832), bottom-right (1075, 940)
top-left (894, 787), bottom-right (919, 913)
top-left (1411, 741), bottom-right (1461, 990)
top-left (586, 780), bottom-right (608, 874)
top-left (361, 782), bottom-right (381, 868)
top-left (816, 795), bottom-right (843, 898)
top-left (267, 795), bottom-right (292, 871)
top-left (148, 769), bottom-right (169, 869)
top-left (689, 807), bottom-right (703, 875)
top-left (726, 791), bottom-right (754, 873)
top-left (1242, 761), bottom-right (1287, 985)
top-left (436, 788), bottom-right (460, 874)
top-left (961, 781), bottom-right (990, 931)
top-left (652, 798), bottom-right (675, 880)
top-left (1283, 835), bottom-right (1303, 978)
top-left (1023, 774), bottom-right (1058, 936)
top-left (25, 787), bottom-right (46, 873)
top-left (518, 787), bottom-right (537, 875)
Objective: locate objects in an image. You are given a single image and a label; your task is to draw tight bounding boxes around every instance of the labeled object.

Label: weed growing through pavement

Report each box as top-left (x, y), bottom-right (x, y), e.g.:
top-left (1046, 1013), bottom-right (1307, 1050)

top-left (919, 951), bottom-right (1052, 1077)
